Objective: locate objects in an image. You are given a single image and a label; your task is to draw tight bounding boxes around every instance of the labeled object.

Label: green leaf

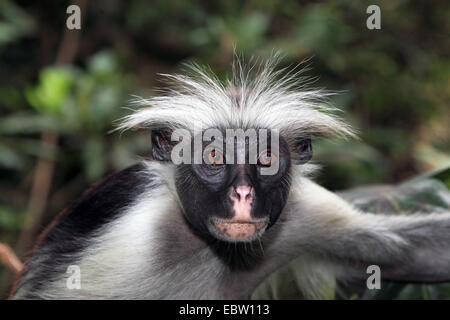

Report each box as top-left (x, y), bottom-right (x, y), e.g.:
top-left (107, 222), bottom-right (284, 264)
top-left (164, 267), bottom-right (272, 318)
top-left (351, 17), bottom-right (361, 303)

top-left (83, 137), bottom-right (107, 181)
top-left (0, 143), bottom-right (26, 169)
top-left (0, 113), bottom-right (60, 134)
top-left (414, 166), bottom-right (450, 189)
top-left (0, 206), bottom-right (25, 231)
top-left (25, 67), bottom-right (74, 115)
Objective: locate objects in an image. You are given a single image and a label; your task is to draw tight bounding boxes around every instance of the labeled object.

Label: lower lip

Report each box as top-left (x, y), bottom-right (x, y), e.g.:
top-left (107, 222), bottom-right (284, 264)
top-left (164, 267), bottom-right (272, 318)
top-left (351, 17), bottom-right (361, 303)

top-left (212, 219), bottom-right (268, 241)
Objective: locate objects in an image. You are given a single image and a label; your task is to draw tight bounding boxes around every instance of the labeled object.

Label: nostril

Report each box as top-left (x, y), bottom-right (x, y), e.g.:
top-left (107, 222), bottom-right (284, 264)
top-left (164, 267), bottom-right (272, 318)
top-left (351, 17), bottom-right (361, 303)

top-left (231, 187), bottom-right (239, 200)
top-left (235, 186), bottom-right (252, 201)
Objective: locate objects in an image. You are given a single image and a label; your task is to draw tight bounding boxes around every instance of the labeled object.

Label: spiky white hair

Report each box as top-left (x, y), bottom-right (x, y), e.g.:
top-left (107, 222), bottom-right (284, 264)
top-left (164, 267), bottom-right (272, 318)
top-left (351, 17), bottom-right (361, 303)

top-left (118, 57), bottom-right (355, 146)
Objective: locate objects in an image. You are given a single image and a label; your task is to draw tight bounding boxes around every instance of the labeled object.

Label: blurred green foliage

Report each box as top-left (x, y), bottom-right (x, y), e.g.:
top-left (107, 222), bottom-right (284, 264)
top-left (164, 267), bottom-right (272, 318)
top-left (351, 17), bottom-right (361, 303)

top-left (0, 0), bottom-right (449, 299)
top-left (26, 67), bottom-right (74, 115)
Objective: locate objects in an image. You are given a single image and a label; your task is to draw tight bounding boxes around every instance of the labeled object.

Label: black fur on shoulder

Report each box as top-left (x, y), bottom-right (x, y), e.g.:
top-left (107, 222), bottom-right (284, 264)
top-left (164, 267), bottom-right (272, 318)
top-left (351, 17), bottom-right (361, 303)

top-left (11, 162), bottom-right (161, 298)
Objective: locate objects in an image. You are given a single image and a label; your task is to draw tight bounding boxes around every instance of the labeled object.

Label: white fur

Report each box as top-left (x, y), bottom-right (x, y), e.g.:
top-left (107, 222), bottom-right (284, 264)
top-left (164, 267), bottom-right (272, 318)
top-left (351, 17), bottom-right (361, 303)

top-left (117, 57), bottom-right (356, 147)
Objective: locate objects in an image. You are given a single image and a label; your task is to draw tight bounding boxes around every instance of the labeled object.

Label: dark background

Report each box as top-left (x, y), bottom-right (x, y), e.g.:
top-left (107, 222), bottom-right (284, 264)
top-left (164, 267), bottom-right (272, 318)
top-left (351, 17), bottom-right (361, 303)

top-left (0, 0), bottom-right (449, 299)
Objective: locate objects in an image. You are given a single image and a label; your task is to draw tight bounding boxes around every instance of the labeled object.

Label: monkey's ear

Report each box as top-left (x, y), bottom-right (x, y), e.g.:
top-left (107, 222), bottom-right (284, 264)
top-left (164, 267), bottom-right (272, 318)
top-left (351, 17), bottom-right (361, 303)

top-left (151, 129), bottom-right (175, 161)
top-left (291, 137), bottom-right (312, 164)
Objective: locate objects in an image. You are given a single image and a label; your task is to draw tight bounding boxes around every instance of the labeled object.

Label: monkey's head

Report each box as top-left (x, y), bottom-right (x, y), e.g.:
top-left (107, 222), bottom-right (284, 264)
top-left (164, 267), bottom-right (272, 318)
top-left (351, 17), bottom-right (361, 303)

top-left (119, 57), bottom-right (354, 243)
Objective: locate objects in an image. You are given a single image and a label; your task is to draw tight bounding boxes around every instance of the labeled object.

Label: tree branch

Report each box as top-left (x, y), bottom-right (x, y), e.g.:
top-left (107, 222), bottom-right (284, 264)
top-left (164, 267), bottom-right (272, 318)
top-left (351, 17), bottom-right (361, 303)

top-left (0, 243), bottom-right (22, 274)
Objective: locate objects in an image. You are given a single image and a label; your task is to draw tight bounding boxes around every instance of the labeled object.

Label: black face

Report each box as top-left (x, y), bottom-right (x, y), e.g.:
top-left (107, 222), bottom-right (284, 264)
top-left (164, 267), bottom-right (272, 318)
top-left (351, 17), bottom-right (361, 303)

top-left (171, 129), bottom-right (293, 243)
top-left (151, 127), bottom-right (312, 243)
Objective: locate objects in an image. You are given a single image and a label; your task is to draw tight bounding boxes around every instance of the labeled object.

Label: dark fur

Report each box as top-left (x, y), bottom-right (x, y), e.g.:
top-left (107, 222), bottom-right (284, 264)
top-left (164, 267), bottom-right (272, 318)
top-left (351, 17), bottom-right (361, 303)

top-left (11, 163), bottom-right (160, 298)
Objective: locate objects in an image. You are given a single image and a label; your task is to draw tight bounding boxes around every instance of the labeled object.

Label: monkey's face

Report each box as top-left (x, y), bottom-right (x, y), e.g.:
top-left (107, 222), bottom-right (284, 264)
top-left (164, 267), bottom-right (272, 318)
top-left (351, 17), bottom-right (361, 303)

top-left (174, 130), bottom-right (292, 243)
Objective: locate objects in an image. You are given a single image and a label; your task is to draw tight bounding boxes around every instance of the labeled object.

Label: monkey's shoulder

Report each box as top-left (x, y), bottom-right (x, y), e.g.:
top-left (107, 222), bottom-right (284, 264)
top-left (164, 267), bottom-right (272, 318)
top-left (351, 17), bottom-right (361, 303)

top-left (11, 162), bottom-right (168, 298)
top-left (38, 162), bottom-right (163, 251)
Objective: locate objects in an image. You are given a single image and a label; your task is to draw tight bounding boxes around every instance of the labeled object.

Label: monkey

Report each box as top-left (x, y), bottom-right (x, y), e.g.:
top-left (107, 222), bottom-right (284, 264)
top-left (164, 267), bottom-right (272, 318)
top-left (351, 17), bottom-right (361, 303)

top-left (10, 58), bottom-right (450, 300)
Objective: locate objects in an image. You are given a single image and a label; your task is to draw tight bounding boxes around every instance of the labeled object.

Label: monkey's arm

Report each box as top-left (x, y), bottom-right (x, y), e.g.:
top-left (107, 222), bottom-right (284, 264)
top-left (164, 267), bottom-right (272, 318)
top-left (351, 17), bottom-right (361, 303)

top-left (270, 178), bottom-right (450, 283)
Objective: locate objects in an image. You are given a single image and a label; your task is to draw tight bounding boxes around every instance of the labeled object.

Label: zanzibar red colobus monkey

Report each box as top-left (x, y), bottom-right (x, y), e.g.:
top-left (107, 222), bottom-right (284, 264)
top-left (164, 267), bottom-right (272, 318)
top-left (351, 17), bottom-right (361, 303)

top-left (10, 58), bottom-right (450, 299)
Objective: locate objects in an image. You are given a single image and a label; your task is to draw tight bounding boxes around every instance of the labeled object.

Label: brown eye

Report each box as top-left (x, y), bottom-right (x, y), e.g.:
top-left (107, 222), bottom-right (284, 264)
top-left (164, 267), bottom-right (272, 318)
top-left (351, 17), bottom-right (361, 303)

top-left (258, 151), bottom-right (275, 167)
top-left (208, 150), bottom-right (224, 165)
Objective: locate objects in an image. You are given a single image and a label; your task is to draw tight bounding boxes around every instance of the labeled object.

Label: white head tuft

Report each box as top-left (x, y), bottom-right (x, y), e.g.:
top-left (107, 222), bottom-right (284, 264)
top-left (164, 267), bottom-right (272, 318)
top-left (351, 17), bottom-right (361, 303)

top-left (117, 56), bottom-right (356, 148)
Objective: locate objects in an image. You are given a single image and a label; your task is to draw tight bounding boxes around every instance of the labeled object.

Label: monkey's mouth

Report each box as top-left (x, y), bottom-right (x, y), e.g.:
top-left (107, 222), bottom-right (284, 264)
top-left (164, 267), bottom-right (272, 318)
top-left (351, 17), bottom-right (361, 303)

top-left (209, 217), bottom-right (268, 242)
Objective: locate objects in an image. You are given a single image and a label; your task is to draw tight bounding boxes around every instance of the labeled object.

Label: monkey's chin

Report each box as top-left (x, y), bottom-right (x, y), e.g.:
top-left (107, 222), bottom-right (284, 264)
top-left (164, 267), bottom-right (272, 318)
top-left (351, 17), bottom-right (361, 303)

top-left (209, 217), bottom-right (269, 242)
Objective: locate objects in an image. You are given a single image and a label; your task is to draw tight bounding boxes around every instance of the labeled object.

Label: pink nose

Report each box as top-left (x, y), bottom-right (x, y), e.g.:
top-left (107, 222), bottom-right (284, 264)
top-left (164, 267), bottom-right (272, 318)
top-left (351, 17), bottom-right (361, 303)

top-left (234, 185), bottom-right (253, 201)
